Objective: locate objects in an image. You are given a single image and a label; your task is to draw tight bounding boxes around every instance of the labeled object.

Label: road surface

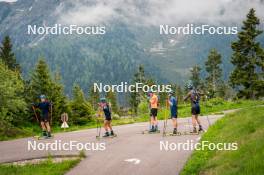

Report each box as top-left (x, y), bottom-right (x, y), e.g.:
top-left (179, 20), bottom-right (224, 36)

top-left (0, 114), bottom-right (225, 175)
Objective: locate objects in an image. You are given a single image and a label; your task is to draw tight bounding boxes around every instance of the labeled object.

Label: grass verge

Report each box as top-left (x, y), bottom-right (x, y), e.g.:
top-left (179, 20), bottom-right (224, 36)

top-left (0, 158), bottom-right (81, 175)
top-left (180, 105), bottom-right (264, 175)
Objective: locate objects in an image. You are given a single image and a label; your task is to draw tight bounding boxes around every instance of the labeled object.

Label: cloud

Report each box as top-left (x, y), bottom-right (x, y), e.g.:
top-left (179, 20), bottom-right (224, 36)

top-left (57, 0), bottom-right (264, 26)
top-left (0, 0), bottom-right (17, 2)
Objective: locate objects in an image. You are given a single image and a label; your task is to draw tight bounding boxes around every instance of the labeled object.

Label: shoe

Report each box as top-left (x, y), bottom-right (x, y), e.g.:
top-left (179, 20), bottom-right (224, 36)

top-left (42, 131), bottom-right (47, 137)
top-left (191, 128), bottom-right (197, 133)
top-left (110, 131), bottom-right (114, 136)
top-left (198, 126), bottom-right (203, 132)
top-left (154, 125), bottom-right (158, 132)
top-left (103, 132), bottom-right (110, 137)
top-left (173, 128), bottom-right (177, 135)
top-left (47, 132), bottom-right (52, 138)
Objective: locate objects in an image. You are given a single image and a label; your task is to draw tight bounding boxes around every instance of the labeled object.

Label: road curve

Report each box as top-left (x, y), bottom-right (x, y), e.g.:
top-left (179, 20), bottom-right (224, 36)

top-left (0, 114), bottom-right (224, 175)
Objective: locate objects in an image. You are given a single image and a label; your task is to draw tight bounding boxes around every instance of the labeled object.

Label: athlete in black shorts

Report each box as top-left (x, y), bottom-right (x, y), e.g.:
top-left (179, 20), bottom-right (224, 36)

top-left (99, 98), bottom-right (115, 137)
top-left (32, 95), bottom-right (52, 137)
top-left (184, 83), bottom-right (203, 133)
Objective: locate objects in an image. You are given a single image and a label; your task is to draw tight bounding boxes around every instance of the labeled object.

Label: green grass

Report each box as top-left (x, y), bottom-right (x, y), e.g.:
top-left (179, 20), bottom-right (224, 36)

top-left (180, 105), bottom-right (264, 175)
top-left (135, 99), bottom-right (264, 122)
top-left (0, 158), bottom-right (81, 175)
top-left (1, 99), bottom-right (263, 141)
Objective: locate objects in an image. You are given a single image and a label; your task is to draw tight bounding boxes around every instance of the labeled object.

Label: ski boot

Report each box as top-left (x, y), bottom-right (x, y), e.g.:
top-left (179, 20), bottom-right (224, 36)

top-left (154, 125), bottom-right (159, 132)
top-left (198, 125), bottom-right (204, 132)
top-left (190, 127), bottom-right (198, 134)
top-left (110, 130), bottom-right (115, 136)
top-left (149, 126), bottom-right (155, 133)
top-left (47, 132), bottom-right (52, 138)
top-left (173, 128), bottom-right (177, 135)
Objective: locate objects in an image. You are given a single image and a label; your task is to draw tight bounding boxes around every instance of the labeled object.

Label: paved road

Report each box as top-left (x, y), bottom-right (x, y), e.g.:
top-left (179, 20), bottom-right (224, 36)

top-left (0, 114), bottom-right (225, 175)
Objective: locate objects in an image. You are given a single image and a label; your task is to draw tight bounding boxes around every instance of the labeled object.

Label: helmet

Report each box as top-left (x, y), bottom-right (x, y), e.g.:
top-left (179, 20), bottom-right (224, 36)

top-left (100, 97), bottom-right (106, 102)
top-left (169, 91), bottom-right (175, 96)
top-left (40, 95), bottom-right (46, 99)
top-left (187, 81), bottom-right (193, 90)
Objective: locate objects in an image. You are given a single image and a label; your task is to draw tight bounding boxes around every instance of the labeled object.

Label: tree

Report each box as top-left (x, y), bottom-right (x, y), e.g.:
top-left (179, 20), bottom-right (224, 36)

top-left (175, 85), bottom-right (183, 103)
top-left (29, 59), bottom-right (53, 102)
top-left (229, 8), bottom-right (264, 99)
top-left (129, 65), bottom-right (146, 115)
top-left (50, 72), bottom-right (69, 125)
top-left (0, 36), bottom-right (20, 72)
top-left (205, 48), bottom-right (223, 98)
top-left (88, 85), bottom-right (100, 110)
top-left (106, 90), bottom-right (119, 114)
top-left (0, 61), bottom-right (26, 135)
top-left (70, 84), bottom-right (93, 125)
top-left (190, 65), bottom-right (202, 88)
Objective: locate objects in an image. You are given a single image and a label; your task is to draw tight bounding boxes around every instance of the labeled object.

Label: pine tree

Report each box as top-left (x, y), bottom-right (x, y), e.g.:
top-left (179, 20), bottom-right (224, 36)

top-left (88, 85), bottom-right (100, 110)
top-left (205, 48), bottom-right (223, 98)
top-left (50, 72), bottom-right (69, 125)
top-left (70, 84), bottom-right (93, 125)
top-left (29, 59), bottom-right (53, 102)
top-left (0, 36), bottom-right (20, 72)
top-left (106, 90), bottom-right (119, 114)
top-left (190, 65), bottom-right (202, 88)
top-left (175, 85), bottom-right (183, 103)
top-left (230, 8), bottom-right (264, 99)
top-left (129, 65), bottom-right (146, 114)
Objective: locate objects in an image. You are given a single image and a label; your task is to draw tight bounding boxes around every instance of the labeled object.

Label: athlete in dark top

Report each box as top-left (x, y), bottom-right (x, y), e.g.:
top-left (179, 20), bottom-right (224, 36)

top-left (184, 83), bottom-right (204, 133)
top-left (168, 91), bottom-right (178, 134)
top-left (99, 97), bottom-right (115, 137)
top-left (33, 95), bottom-right (52, 137)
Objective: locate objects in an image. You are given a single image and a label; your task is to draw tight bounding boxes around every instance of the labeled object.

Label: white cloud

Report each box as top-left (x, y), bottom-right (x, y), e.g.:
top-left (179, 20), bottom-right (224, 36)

top-left (0, 0), bottom-right (17, 2)
top-left (57, 0), bottom-right (264, 26)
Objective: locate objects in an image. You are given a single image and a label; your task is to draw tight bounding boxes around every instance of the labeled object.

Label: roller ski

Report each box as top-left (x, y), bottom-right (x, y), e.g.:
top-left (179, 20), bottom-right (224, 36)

top-left (184, 126), bottom-right (204, 135)
top-left (164, 128), bottom-right (181, 136)
top-left (97, 131), bottom-right (117, 139)
top-left (34, 131), bottom-right (53, 140)
top-left (142, 126), bottom-right (160, 134)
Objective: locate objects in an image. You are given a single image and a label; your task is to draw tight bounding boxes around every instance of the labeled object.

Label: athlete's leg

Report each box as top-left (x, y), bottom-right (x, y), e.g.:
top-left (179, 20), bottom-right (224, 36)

top-left (45, 122), bottom-right (51, 132)
top-left (192, 115), bottom-right (197, 132)
top-left (104, 120), bottom-right (109, 131)
top-left (195, 115), bottom-right (203, 131)
top-left (172, 118), bottom-right (177, 128)
top-left (103, 120), bottom-right (110, 137)
top-left (40, 121), bottom-right (46, 131)
top-left (195, 115), bottom-right (201, 125)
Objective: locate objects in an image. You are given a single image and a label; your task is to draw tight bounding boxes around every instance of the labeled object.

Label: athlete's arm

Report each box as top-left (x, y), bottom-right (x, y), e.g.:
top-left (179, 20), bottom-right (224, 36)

top-left (183, 92), bottom-right (191, 101)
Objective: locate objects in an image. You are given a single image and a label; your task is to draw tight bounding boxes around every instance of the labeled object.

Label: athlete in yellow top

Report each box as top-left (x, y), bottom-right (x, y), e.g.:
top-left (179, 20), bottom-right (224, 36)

top-left (149, 91), bottom-right (159, 132)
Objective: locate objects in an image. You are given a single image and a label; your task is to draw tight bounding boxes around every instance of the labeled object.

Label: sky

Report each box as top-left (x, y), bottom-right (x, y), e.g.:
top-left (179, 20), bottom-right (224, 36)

top-left (0, 0), bottom-right (17, 2)
top-left (58, 0), bottom-right (264, 26)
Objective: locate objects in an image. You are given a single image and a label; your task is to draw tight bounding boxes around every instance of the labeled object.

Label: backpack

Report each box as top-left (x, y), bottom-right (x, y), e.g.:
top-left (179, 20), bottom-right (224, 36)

top-left (190, 89), bottom-right (200, 104)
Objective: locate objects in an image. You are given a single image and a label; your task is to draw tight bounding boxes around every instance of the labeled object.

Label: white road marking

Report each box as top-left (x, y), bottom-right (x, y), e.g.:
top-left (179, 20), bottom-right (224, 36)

top-left (124, 158), bottom-right (141, 165)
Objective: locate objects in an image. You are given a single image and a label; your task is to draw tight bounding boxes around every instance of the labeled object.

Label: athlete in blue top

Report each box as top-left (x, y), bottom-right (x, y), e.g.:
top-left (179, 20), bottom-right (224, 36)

top-left (32, 95), bottom-right (52, 137)
top-left (168, 91), bottom-right (178, 134)
top-left (184, 83), bottom-right (204, 133)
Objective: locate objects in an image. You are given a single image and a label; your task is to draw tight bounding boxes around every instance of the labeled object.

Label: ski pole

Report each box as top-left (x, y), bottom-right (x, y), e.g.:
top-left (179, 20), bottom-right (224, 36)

top-left (163, 97), bottom-right (168, 137)
top-left (32, 106), bottom-right (39, 123)
top-left (49, 102), bottom-right (53, 126)
top-left (205, 95), bottom-right (211, 127)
